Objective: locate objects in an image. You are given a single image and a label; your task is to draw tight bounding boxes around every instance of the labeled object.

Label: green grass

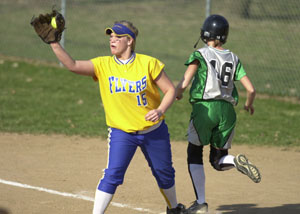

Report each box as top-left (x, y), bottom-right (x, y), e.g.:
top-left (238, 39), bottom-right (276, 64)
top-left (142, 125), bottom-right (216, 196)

top-left (0, 59), bottom-right (106, 137)
top-left (1, 58), bottom-right (299, 147)
top-left (233, 96), bottom-right (300, 147)
top-left (0, 0), bottom-right (299, 97)
top-left (0, 0), bottom-right (300, 147)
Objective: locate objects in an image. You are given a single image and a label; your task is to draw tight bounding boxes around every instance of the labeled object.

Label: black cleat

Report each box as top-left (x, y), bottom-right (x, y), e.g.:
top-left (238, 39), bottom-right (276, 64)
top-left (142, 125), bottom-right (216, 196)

top-left (167, 203), bottom-right (188, 214)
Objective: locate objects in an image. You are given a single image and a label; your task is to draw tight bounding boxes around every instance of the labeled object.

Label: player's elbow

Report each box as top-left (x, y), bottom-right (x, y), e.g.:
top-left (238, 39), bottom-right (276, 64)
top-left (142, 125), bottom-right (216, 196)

top-left (167, 85), bottom-right (176, 97)
top-left (180, 82), bottom-right (188, 90)
top-left (178, 79), bottom-right (190, 91)
top-left (68, 62), bottom-right (83, 75)
top-left (248, 87), bottom-right (256, 97)
top-left (69, 67), bottom-right (80, 74)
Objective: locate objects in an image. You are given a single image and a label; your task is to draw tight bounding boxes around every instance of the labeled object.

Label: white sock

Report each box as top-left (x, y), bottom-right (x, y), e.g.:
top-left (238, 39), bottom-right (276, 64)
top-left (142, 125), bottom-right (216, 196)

top-left (160, 185), bottom-right (178, 209)
top-left (219, 154), bottom-right (235, 164)
top-left (92, 189), bottom-right (113, 214)
top-left (218, 155), bottom-right (235, 170)
top-left (189, 164), bottom-right (205, 204)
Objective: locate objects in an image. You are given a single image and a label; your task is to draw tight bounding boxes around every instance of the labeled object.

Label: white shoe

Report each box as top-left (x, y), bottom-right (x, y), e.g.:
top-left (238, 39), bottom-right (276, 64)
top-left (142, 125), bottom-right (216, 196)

top-left (234, 154), bottom-right (261, 183)
top-left (187, 201), bottom-right (208, 214)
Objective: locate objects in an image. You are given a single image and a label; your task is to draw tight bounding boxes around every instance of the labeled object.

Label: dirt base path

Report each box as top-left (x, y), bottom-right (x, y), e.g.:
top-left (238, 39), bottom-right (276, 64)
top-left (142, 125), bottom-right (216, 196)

top-left (0, 133), bottom-right (299, 214)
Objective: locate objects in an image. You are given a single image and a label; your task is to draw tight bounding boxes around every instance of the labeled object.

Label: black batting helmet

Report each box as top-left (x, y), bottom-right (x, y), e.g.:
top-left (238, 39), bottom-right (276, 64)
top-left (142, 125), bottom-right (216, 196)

top-left (201, 14), bottom-right (229, 44)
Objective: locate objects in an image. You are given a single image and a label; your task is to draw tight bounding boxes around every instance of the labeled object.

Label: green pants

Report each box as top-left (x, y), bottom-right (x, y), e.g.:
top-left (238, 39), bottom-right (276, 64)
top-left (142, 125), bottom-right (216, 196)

top-left (188, 100), bottom-right (236, 149)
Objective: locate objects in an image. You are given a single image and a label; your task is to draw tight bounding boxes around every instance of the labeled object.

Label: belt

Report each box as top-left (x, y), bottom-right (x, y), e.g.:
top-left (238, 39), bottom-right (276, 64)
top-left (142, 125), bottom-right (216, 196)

top-left (131, 120), bottom-right (162, 135)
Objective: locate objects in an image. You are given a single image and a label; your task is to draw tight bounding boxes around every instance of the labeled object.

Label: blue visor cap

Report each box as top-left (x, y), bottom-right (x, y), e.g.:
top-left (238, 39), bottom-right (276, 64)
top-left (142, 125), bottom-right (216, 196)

top-left (105, 23), bottom-right (136, 40)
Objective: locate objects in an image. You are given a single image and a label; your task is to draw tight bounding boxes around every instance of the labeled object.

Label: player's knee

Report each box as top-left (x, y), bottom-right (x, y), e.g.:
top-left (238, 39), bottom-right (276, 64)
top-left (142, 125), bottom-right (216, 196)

top-left (209, 145), bottom-right (228, 171)
top-left (155, 167), bottom-right (175, 189)
top-left (99, 168), bottom-right (125, 193)
top-left (187, 142), bottom-right (204, 164)
top-left (98, 172), bottom-right (123, 194)
top-left (98, 180), bottom-right (118, 194)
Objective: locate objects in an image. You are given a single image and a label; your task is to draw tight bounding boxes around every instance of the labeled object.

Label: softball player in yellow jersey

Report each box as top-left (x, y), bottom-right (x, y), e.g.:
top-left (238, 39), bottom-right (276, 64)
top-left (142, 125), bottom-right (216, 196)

top-left (49, 20), bottom-right (186, 214)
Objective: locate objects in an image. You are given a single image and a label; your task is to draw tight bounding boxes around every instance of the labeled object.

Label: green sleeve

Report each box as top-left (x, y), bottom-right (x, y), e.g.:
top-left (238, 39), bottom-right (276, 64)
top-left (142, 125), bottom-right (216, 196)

top-left (235, 60), bottom-right (247, 81)
top-left (184, 51), bottom-right (204, 66)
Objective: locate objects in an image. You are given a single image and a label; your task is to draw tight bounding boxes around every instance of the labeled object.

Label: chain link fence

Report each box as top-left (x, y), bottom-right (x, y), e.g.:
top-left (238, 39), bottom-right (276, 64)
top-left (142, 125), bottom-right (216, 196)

top-left (1, 0), bottom-right (299, 98)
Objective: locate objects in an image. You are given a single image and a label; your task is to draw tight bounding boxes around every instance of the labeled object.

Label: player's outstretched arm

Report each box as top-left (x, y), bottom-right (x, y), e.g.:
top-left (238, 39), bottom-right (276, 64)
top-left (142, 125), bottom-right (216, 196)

top-left (30, 10), bottom-right (94, 77)
top-left (240, 75), bottom-right (256, 115)
top-left (50, 42), bottom-right (95, 77)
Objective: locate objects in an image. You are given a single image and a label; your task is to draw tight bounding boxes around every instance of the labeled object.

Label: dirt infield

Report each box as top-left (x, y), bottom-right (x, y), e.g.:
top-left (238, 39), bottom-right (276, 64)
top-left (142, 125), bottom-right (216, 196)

top-left (0, 133), bottom-right (299, 214)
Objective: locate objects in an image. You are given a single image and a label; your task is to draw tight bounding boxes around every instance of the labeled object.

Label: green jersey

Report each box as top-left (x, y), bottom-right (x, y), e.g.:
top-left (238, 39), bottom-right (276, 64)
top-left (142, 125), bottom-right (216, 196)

top-left (185, 45), bottom-right (246, 106)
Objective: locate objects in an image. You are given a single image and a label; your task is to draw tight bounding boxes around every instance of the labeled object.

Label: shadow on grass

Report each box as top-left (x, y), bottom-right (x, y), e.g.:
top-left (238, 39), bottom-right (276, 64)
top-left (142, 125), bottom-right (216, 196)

top-left (217, 203), bottom-right (300, 214)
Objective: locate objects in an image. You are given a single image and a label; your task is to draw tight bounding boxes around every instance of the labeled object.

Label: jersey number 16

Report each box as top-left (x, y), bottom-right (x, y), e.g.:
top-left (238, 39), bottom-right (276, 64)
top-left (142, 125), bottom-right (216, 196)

top-left (210, 60), bottom-right (233, 87)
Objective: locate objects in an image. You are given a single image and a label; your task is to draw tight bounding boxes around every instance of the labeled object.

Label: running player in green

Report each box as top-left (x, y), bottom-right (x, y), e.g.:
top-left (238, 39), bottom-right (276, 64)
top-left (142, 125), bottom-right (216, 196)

top-left (175, 14), bottom-right (261, 214)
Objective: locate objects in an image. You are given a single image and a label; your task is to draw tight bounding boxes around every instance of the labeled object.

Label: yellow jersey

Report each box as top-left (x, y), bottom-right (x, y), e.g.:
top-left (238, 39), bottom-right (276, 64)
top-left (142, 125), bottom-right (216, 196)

top-left (91, 53), bottom-right (165, 132)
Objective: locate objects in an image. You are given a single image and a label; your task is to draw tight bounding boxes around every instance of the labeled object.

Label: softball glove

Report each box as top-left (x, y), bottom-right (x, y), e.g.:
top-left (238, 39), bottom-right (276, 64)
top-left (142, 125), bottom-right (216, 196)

top-left (31, 10), bottom-right (65, 44)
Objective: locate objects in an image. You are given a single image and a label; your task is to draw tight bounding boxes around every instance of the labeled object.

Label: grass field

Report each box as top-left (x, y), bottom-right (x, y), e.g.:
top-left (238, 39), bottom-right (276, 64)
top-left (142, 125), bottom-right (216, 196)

top-left (0, 0), bottom-right (300, 97)
top-left (1, 58), bottom-right (299, 147)
top-left (0, 0), bottom-right (300, 147)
